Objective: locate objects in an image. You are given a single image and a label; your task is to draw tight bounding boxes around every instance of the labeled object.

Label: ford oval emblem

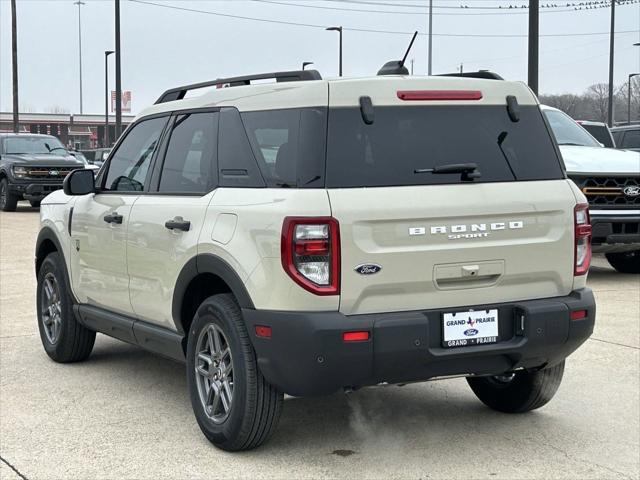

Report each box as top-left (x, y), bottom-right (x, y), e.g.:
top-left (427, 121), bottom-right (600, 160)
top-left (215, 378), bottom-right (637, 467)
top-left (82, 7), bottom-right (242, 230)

top-left (355, 264), bottom-right (382, 275)
top-left (464, 328), bottom-right (479, 337)
top-left (623, 185), bottom-right (640, 198)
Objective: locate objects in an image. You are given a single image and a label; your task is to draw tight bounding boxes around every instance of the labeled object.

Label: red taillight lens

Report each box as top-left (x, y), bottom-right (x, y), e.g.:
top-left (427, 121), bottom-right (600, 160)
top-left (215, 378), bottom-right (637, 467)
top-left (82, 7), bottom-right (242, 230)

top-left (570, 310), bottom-right (587, 321)
top-left (281, 217), bottom-right (340, 295)
top-left (396, 90), bottom-right (483, 101)
top-left (255, 325), bottom-right (272, 338)
top-left (343, 331), bottom-right (370, 342)
top-left (574, 203), bottom-right (592, 276)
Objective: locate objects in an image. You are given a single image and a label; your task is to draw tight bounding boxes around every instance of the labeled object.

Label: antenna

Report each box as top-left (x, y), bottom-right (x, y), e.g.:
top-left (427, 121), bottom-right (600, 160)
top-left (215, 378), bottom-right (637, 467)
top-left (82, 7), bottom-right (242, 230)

top-left (400, 31), bottom-right (418, 68)
top-left (377, 30), bottom-right (419, 76)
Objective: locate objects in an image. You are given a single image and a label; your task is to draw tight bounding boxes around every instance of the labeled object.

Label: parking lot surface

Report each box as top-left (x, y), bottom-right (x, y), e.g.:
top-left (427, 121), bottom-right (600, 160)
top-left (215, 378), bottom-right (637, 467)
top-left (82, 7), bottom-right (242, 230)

top-left (1, 204), bottom-right (638, 480)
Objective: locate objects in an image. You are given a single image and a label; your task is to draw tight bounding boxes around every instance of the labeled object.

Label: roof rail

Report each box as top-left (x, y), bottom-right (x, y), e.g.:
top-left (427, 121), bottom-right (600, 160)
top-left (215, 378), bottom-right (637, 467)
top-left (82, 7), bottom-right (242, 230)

top-left (436, 71), bottom-right (504, 81)
top-left (155, 69), bottom-right (323, 104)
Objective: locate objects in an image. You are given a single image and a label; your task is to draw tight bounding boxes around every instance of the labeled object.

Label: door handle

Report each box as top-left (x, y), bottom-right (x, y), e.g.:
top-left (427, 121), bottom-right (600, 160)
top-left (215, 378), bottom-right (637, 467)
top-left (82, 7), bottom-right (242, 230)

top-left (165, 217), bottom-right (191, 232)
top-left (103, 212), bottom-right (123, 224)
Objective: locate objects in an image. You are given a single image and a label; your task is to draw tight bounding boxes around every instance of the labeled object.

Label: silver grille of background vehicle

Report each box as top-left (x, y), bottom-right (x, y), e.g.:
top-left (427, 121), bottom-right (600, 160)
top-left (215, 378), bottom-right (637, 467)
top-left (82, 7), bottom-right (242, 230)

top-left (24, 167), bottom-right (76, 179)
top-left (570, 175), bottom-right (640, 209)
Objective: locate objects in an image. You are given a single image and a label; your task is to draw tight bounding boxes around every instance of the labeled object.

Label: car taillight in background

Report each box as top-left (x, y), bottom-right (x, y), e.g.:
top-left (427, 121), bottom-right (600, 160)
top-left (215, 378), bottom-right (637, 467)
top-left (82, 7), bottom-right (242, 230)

top-left (281, 217), bottom-right (340, 295)
top-left (574, 203), bottom-right (592, 276)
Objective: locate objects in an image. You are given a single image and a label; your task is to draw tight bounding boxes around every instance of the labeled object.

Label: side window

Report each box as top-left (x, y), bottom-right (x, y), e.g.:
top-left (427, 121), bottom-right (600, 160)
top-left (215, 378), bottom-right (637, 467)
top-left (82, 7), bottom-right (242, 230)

top-left (158, 112), bottom-right (218, 194)
top-left (218, 108), bottom-right (265, 188)
top-left (242, 108), bottom-right (326, 188)
top-left (621, 130), bottom-right (640, 149)
top-left (103, 116), bottom-right (167, 192)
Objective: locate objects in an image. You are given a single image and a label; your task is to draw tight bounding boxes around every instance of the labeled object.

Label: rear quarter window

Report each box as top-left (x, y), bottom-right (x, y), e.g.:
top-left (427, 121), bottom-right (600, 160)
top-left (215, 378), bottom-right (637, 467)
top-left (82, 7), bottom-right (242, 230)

top-left (326, 105), bottom-right (564, 188)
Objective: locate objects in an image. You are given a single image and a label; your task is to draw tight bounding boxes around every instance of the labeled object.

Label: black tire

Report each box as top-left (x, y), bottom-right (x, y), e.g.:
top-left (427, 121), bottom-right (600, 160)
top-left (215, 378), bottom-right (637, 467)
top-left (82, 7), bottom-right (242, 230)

top-left (0, 177), bottom-right (18, 212)
top-left (605, 250), bottom-right (640, 274)
top-left (36, 252), bottom-right (96, 362)
top-left (29, 200), bottom-right (41, 208)
top-left (466, 361), bottom-right (565, 413)
top-left (186, 294), bottom-right (283, 451)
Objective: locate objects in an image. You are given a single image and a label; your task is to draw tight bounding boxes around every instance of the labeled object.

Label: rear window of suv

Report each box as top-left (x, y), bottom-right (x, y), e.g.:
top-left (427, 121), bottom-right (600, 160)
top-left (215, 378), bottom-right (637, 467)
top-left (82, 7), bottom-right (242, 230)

top-left (325, 105), bottom-right (564, 188)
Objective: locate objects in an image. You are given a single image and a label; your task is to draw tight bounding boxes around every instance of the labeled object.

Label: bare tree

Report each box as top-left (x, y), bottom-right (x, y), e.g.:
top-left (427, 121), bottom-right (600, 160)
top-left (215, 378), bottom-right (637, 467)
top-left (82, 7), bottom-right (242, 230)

top-left (585, 83), bottom-right (609, 122)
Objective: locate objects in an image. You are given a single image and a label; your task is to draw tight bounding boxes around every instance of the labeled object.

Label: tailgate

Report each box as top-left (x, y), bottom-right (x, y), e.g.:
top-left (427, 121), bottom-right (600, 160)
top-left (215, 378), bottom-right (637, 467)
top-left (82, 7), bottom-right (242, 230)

top-left (330, 180), bottom-right (576, 315)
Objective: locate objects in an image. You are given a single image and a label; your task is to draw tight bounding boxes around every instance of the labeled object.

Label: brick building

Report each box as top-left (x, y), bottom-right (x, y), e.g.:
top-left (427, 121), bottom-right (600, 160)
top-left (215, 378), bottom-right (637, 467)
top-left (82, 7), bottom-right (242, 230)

top-left (0, 112), bottom-right (135, 150)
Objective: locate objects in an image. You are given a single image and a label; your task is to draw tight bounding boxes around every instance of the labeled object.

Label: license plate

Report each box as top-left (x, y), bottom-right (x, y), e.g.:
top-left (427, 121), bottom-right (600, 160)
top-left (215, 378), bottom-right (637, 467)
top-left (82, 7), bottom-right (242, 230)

top-left (442, 309), bottom-right (498, 348)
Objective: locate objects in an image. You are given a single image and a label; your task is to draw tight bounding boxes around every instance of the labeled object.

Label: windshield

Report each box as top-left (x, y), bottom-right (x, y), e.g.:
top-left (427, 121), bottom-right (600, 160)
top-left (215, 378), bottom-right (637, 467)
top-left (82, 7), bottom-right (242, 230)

top-left (326, 105), bottom-right (564, 188)
top-left (3, 136), bottom-right (69, 156)
top-left (543, 110), bottom-right (600, 148)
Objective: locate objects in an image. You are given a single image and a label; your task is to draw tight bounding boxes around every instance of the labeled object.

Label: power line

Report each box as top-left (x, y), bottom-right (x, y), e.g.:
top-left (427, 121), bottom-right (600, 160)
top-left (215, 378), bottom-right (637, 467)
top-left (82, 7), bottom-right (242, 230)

top-left (129, 0), bottom-right (640, 38)
top-left (332, 0), bottom-right (639, 10)
top-left (248, 0), bottom-right (583, 15)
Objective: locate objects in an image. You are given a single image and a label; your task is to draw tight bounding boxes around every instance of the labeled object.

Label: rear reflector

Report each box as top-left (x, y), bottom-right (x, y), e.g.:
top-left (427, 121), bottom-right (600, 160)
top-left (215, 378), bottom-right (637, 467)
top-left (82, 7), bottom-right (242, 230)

top-left (570, 310), bottom-right (587, 321)
top-left (343, 331), bottom-right (370, 342)
top-left (397, 90), bottom-right (483, 101)
top-left (255, 325), bottom-right (272, 338)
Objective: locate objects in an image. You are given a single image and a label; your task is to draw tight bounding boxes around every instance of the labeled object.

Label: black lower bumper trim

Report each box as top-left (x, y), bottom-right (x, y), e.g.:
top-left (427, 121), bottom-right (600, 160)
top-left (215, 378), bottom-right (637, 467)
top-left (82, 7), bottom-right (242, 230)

top-left (10, 183), bottom-right (63, 200)
top-left (243, 289), bottom-right (596, 397)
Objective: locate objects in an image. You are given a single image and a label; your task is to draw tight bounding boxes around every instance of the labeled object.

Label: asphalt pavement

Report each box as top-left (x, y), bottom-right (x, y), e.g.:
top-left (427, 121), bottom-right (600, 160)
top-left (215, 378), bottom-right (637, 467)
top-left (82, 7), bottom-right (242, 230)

top-left (1, 203), bottom-right (638, 480)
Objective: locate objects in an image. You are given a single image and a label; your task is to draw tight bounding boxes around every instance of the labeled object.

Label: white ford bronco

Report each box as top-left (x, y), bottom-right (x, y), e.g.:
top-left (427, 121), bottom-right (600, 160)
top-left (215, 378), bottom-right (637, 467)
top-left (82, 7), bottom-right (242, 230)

top-left (35, 67), bottom-right (596, 451)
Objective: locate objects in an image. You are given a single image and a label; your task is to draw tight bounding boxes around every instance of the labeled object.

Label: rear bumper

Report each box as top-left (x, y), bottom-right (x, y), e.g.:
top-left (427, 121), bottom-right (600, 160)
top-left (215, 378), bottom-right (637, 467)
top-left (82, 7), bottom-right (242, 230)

top-left (243, 288), bottom-right (595, 397)
top-left (590, 210), bottom-right (640, 253)
top-left (9, 181), bottom-right (63, 200)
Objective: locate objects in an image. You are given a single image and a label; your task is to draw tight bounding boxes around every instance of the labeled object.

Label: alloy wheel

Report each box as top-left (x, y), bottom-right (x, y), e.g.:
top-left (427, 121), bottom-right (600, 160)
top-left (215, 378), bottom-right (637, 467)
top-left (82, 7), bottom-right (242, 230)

top-left (41, 272), bottom-right (62, 344)
top-left (195, 323), bottom-right (234, 424)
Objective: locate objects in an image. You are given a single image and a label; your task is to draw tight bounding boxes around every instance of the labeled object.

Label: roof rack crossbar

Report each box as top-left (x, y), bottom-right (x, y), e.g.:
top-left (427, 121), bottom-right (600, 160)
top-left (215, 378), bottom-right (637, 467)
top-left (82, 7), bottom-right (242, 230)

top-left (436, 71), bottom-right (504, 81)
top-left (155, 69), bottom-right (322, 104)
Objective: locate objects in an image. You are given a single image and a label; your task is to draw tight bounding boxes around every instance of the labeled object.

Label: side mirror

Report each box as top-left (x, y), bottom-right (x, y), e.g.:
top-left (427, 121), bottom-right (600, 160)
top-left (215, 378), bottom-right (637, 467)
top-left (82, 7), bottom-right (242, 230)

top-left (63, 169), bottom-right (95, 196)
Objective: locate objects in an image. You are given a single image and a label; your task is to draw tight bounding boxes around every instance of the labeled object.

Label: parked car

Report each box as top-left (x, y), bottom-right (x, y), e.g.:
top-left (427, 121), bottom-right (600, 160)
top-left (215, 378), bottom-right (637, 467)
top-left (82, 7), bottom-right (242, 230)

top-left (0, 133), bottom-right (86, 210)
top-left (542, 106), bottom-right (640, 273)
top-left (36, 69), bottom-right (596, 451)
top-left (576, 120), bottom-right (616, 148)
top-left (68, 151), bottom-right (100, 175)
top-left (611, 124), bottom-right (640, 152)
top-left (80, 148), bottom-right (111, 167)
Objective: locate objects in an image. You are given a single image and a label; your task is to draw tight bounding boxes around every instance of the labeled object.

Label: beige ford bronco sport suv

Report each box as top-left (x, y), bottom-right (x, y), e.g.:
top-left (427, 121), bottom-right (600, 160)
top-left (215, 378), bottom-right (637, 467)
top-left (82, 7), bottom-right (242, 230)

top-left (35, 67), bottom-right (596, 451)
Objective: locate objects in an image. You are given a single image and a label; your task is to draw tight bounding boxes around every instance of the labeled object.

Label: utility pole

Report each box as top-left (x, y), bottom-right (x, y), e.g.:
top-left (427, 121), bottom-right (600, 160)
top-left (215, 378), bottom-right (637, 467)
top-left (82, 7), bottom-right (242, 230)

top-left (105, 51), bottom-right (114, 147)
top-left (607, 0), bottom-right (616, 127)
top-left (459, 63), bottom-right (463, 75)
top-left (410, 59), bottom-right (414, 75)
top-left (427, 0), bottom-right (433, 75)
top-left (11, 0), bottom-right (19, 133)
top-left (115, 0), bottom-right (122, 138)
top-left (528, 0), bottom-right (539, 95)
top-left (74, 1), bottom-right (85, 114)
top-left (629, 73), bottom-right (639, 125)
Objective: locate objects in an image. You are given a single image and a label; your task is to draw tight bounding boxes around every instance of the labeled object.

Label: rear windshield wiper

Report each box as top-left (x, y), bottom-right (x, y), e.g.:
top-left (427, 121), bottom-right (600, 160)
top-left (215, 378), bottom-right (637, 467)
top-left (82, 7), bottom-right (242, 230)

top-left (414, 162), bottom-right (481, 181)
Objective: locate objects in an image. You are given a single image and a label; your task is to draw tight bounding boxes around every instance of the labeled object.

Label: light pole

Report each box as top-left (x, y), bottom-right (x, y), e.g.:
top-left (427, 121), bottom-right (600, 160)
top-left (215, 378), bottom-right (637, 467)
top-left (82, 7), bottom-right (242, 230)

top-left (427, 0), bottom-right (433, 75)
top-left (629, 73), bottom-right (639, 125)
top-left (105, 50), bottom-right (114, 147)
top-left (74, 1), bottom-right (85, 114)
top-left (11, 0), bottom-right (18, 133)
top-left (115, 0), bottom-right (122, 138)
top-left (607, 0), bottom-right (616, 127)
top-left (326, 26), bottom-right (342, 77)
top-left (528, 0), bottom-right (539, 95)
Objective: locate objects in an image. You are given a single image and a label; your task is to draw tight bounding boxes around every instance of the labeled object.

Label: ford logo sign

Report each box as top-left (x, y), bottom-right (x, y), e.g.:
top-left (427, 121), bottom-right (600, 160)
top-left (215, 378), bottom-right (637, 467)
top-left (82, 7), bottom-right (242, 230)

top-left (464, 328), bottom-right (479, 337)
top-left (623, 185), bottom-right (640, 198)
top-left (49, 170), bottom-right (59, 176)
top-left (354, 264), bottom-right (382, 275)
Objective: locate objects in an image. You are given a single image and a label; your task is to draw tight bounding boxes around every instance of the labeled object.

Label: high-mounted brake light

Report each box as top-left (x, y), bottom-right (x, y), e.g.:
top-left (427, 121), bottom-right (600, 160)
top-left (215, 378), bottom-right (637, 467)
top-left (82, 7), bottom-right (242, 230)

top-left (397, 90), bottom-right (483, 101)
top-left (281, 217), bottom-right (340, 295)
top-left (574, 203), bottom-right (592, 276)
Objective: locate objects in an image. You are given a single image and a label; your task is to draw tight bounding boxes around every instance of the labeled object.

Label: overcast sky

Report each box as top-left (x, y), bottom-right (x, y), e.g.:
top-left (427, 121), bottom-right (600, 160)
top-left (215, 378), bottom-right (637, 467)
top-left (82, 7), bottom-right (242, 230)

top-left (1, 0), bottom-right (639, 115)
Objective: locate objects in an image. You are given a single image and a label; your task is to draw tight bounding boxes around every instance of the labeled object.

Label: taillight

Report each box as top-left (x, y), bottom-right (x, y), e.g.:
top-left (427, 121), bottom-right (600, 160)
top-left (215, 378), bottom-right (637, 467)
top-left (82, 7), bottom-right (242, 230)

top-left (281, 217), bottom-right (340, 295)
top-left (574, 203), bottom-right (592, 276)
